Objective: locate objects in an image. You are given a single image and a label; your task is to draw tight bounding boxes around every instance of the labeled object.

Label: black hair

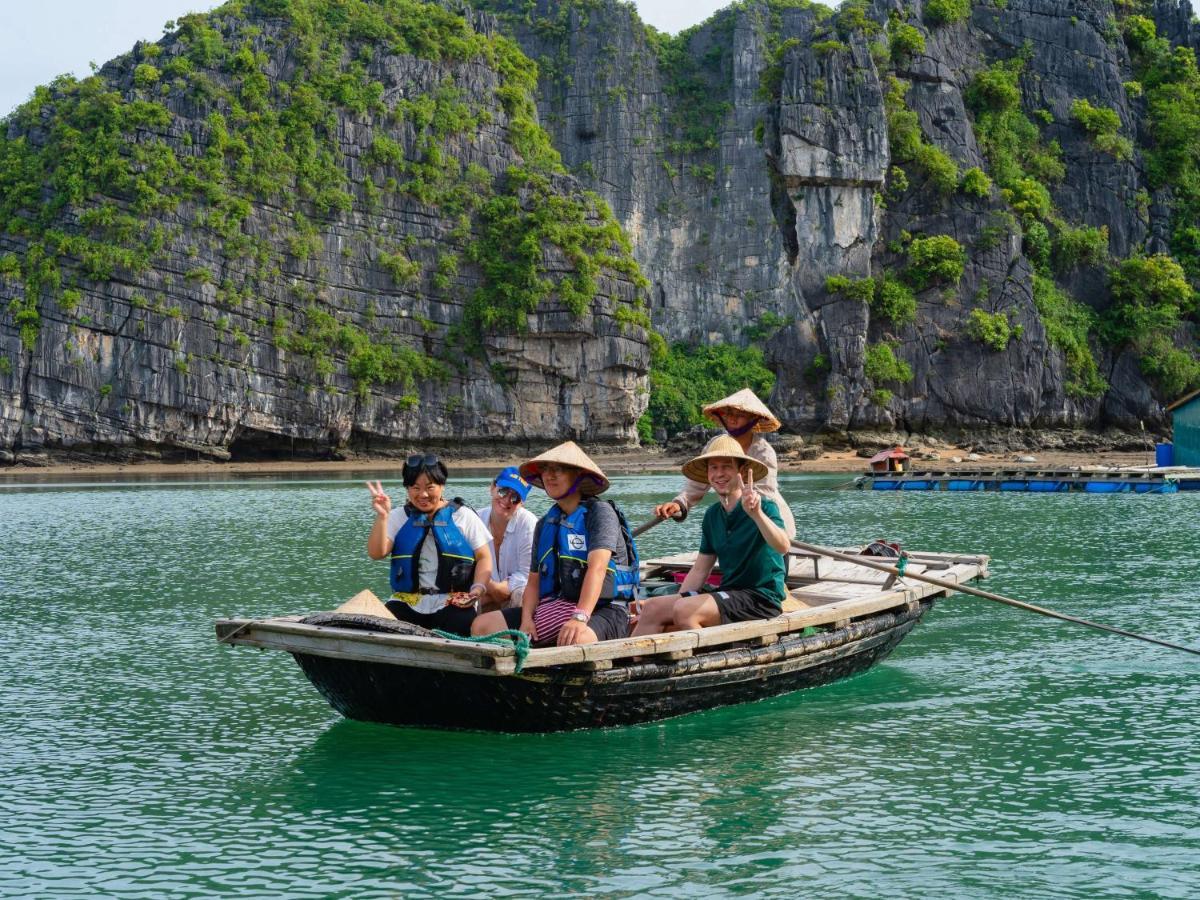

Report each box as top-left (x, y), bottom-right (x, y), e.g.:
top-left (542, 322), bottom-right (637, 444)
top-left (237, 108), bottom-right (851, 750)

top-left (402, 456), bottom-right (449, 487)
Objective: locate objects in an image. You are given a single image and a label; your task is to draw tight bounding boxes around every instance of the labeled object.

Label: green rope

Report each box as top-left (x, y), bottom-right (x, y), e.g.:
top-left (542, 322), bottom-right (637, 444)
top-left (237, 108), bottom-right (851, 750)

top-left (896, 554), bottom-right (908, 578)
top-left (432, 628), bottom-right (531, 673)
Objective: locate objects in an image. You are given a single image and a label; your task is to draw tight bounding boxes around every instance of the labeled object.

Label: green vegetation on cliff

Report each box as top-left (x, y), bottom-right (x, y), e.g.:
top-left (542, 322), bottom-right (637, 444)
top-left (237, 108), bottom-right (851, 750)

top-left (964, 51), bottom-right (1112, 397)
top-left (462, 167), bottom-right (646, 343)
top-left (1070, 99), bottom-right (1133, 161)
top-left (965, 309), bottom-right (1022, 351)
top-left (1103, 253), bottom-right (1200, 397)
top-left (0, 0), bottom-right (648, 396)
top-left (863, 342), bottom-right (912, 406)
top-left (885, 76), bottom-right (959, 196)
top-left (1102, 13), bottom-right (1200, 397)
top-left (638, 341), bottom-right (775, 441)
top-left (826, 274), bottom-right (917, 327)
top-left (1033, 274), bottom-right (1106, 398)
top-left (924, 0), bottom-right (971, 28)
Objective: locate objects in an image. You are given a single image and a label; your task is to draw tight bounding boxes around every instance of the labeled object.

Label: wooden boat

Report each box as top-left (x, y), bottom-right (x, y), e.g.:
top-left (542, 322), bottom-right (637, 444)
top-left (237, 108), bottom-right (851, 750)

top-left (215, 547), bottom-right (988, 732)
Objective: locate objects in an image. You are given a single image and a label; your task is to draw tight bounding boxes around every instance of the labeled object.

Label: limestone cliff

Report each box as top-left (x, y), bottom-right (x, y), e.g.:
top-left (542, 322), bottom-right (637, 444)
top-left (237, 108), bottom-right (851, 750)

top-left (4, 0), bottom-right (1200, 463)
top-left (0, 0), bottom-right (651, 462)
top-left (480, 0), bottom-right (1200, 438)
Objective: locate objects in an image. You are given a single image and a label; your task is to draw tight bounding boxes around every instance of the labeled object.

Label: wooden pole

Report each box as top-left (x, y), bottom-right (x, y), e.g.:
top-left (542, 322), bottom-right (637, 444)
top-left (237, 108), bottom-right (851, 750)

top-left (632, 515), bottom-right (666, 538)
top-left (633, 508), bottom-right (690, 537)
top-left (791, 538), bottom-right (1200, 659)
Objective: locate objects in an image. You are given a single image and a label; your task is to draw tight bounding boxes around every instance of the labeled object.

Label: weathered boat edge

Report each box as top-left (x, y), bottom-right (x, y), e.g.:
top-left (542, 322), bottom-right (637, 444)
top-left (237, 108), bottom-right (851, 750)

top-left (290, 600), bottom-right (933, 732)
top-left (215, 549), bottom-right (988, 732)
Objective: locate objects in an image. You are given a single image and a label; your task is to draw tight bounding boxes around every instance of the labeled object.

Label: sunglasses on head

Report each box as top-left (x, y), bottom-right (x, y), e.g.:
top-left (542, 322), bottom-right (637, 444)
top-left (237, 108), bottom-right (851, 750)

top-left (406, 453), bottom-right (440, 468)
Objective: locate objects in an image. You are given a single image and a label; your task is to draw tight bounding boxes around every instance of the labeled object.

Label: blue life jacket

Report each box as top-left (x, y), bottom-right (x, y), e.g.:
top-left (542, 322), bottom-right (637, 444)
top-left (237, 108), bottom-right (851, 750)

top-left (390, 500), bottom-right (477, 594)
top-left (535, 499), bottom-right (640, 605)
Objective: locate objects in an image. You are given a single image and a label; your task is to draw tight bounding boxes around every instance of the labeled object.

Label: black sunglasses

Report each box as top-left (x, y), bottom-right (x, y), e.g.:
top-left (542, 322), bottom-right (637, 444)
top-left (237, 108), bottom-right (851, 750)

top-left (405, 453), bottom-right (440, 469)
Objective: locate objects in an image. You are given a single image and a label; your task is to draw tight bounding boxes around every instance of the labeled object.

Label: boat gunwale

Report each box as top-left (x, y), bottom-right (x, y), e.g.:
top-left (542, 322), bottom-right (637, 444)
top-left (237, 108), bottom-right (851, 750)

top-left (215, 550), bottom-right (987, 676)
top-left (289, 605), bottom-right (934, 731)
top-left (552, 600), bottom-right (930, 688)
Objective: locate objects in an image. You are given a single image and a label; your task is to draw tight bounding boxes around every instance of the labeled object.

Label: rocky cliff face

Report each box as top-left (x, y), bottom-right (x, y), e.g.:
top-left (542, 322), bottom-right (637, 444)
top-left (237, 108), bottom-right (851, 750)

top-left (3, 0), bottom-right (1199, 464)
top-left (0, 0), bottom-right (650, 462)
top-left (481, 0), bottom-right (1200, 437)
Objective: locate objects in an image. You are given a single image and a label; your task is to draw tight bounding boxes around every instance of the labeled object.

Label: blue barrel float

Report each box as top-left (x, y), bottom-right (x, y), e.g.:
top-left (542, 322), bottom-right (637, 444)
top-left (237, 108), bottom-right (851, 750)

top-left (1085, 480), bottom-right (1130, 493)
top-left (947, 479), bottom-right (983, 491)
top-left (1134, 480), bottom-right (1179, 493)
top-left (1028, 480), bottom-right (1069, 492)
top-left (1156, 443), bottom-right (1174, 467)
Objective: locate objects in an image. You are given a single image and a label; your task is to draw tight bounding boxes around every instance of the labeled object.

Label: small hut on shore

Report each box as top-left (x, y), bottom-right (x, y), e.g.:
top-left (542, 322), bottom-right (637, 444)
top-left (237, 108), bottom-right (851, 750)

top-left (1167, 390), bottom-right (1200, 467)
top-left (868, 446), bottom-right (910, 474)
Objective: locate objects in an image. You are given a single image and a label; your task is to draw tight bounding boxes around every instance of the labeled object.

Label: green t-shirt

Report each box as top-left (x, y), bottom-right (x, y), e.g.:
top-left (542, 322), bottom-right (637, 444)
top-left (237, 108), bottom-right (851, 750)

top-left (698, 497), bottom-right (787, 605)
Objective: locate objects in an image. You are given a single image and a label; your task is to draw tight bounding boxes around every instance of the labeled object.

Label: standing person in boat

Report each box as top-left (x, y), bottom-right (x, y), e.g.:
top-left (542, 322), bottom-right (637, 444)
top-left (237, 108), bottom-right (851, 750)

top-left (470, 442), bottom-right (638, 646)
top-left (653, 388), bottom-right (796, 540)
top-left (366, 454), bottom-right (492, 636)
top-left (633, 435), bottom-right (789, 635)
top-left (474, 466), bottom-right (538, 613)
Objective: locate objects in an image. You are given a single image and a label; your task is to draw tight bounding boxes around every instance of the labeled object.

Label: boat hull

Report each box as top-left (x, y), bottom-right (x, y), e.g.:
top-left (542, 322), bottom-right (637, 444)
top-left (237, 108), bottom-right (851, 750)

top-left (291, 601), bottom-right (931, 732)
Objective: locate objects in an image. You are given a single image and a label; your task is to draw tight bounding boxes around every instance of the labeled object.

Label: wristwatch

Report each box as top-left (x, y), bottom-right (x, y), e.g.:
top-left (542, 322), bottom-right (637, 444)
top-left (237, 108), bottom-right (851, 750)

top-left (570, 610), bottom-right (590, 623)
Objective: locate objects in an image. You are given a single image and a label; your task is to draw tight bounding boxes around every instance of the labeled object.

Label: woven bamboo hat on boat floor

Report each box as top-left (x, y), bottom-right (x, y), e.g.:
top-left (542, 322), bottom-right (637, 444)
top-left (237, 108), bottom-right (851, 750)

top-left (703, 388), bottom-right (781, 433)
top-left (682, 434), bottom-right (769, 484)
top-left (519, 441), bottom-right (610, 496)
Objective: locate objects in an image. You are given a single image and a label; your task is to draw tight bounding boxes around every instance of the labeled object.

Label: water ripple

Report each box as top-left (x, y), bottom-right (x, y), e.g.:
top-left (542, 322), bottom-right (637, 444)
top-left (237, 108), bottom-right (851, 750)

top-left (0, 474), bottom-right (1197, 896)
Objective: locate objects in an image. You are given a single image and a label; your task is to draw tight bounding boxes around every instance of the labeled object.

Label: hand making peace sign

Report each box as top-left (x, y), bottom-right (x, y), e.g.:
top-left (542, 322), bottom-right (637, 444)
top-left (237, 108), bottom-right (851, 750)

top-left (366, 480), bottom-right (392, 519)
top-left (739, 466), bottom-right (760, 515)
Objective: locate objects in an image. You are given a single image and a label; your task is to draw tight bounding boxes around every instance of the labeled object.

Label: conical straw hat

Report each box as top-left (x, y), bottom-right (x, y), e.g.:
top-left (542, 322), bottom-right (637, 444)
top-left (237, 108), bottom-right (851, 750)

top-left (519, 441), bottom-right (610, 496)
top-left (682, 434), bottom-right (769, 484)
top-left (703, 388), bottom-right (781, 433)
top-left (333, 589), bottom-right (391, 617)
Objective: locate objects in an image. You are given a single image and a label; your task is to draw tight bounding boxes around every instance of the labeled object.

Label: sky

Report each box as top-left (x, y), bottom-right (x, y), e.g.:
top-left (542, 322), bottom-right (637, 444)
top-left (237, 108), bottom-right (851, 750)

top-left (0, 0), bottom-right (756, 117)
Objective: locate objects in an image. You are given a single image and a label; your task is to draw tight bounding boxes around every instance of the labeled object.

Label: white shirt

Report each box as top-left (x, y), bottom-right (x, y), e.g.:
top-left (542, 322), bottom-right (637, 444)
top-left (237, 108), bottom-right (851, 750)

top-left (385, 503), bottom-right (491, 614)
top-left (476, 504), bottom-right (537, 608)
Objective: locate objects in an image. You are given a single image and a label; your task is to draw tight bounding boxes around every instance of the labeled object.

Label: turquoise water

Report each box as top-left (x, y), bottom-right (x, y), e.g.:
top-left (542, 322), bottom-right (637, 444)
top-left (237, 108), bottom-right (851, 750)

top-left (1, 472), bottom-right (1198, 897)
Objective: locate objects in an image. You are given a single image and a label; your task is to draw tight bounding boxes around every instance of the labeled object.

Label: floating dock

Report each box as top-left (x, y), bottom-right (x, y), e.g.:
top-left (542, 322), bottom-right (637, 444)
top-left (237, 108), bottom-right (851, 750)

top-left (857, 466), bottom-right (1200, 493)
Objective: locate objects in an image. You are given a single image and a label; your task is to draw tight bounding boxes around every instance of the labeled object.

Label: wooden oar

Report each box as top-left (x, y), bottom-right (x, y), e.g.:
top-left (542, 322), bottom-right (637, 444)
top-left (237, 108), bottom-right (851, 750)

top-left (791, 538), bottom-right (1200, 658)
top-left (632, 509), bottom-right (690, 538)
top-left (632, 515), bottom-right (666, 538)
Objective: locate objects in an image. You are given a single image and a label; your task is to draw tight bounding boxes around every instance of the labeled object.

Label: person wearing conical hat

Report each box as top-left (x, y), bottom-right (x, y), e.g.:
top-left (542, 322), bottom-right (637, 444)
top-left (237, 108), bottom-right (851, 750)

top-left (471, 442), bottom-right (639, 646)
top-left (652, 388), bottom-right (796, 540)
top-left (632, 435), bottom-right (791, 636)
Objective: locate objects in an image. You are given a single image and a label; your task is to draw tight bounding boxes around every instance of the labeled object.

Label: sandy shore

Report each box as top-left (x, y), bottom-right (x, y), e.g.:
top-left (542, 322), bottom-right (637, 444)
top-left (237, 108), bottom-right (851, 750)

top-left (0, 446), bottom-right (1161, 482)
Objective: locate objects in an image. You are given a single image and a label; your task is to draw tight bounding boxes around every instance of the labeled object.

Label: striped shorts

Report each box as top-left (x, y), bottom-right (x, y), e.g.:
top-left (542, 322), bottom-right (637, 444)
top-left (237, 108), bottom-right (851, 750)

top-left (502, 598), bottom-right (630, 644)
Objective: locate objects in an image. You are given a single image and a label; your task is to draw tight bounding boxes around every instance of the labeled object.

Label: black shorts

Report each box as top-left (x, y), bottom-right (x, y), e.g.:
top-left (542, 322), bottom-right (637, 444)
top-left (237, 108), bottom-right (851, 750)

top-left (710, 589), bottom-right (782, 624)
top-left (385, 600), bottom-right (476, 636)
top-left (501, 602), bottom-right (630, 643)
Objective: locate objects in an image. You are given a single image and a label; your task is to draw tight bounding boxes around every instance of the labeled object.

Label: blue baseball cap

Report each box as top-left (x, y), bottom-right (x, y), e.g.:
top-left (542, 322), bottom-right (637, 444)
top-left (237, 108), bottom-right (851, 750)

top-left (494, 466), bottom-right (531, 501)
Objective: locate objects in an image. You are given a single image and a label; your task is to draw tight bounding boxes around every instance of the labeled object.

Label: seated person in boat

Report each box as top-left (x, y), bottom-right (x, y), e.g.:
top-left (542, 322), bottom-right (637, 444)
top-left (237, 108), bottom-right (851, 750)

top-left (471, 441), bottom-right (638, 646)
top-left (633, 436), bottom-right (789, 635)
top-left (653, 388), bottom-right (796, 540)
top-left (366, 454), bottom-right (492, 636)
top-left (474, 466), bottom-right (538, 612)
